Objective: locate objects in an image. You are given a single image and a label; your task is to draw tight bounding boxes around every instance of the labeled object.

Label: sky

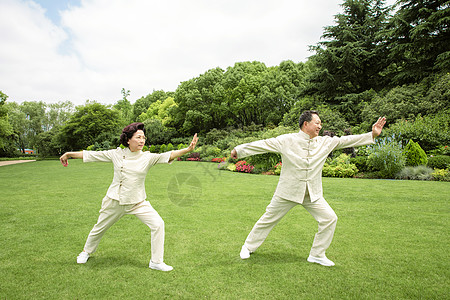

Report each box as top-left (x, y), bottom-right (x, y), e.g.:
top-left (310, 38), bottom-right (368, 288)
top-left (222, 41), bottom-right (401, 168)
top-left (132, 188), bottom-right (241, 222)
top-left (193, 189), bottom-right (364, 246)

top-left (0, 0), bottom-right (396, 106)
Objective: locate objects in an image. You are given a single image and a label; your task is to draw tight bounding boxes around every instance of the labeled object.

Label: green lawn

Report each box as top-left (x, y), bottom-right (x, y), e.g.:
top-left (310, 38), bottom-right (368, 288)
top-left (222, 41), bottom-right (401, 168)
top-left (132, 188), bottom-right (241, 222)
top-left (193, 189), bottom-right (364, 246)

top-left (0, 160), bottom-right (448, 299)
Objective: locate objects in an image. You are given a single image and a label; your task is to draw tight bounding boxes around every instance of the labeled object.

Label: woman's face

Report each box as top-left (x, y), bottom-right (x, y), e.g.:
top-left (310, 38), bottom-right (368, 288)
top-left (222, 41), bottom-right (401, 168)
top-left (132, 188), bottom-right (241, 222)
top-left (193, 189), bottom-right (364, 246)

top-left (128, 130), bottom-right (146, 152)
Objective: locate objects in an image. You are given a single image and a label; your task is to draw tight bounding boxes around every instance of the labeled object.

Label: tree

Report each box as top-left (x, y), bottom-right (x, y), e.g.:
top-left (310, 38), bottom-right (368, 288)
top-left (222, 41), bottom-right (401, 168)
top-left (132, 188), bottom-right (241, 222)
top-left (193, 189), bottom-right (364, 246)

top-left (6, 102), bottom-right (28, 153)
top-left (60, 101), bottom-right (121, 150)
top-left (0, 91), bottom-right (13, 154)
top-left (385, 0), bottom-right (450, 85)
top-left (43, 101), bottom-right (74, 131)
top-left (114, 88), bottom-right (133, 127)
top-left (138, 97), bottom-right (177, 126)
top-left (132, 90), bottom-right (174, 121)
top-left (306, 0), bottom-right (392, 100)
top-left (172, 67), bottom-right (227, 134)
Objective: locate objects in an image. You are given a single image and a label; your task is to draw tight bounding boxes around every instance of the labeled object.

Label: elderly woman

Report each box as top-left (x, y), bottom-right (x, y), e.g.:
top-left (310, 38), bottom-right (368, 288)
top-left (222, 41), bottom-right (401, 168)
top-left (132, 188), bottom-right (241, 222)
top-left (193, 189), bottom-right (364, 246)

top-left (60, 122), bottom-right (198, 271)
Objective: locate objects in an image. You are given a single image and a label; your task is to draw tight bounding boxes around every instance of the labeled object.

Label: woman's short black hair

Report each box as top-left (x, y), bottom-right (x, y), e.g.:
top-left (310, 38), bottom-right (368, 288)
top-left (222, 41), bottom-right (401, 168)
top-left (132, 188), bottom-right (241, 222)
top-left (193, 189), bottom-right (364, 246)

top-left (120, 122), bottom-right (146, 147)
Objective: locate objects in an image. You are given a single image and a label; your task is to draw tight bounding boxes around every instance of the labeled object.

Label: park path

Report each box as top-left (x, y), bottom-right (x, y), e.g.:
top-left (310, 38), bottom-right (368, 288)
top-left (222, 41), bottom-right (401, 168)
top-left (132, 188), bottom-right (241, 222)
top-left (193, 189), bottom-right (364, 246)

top-left (0, 160), bottom-right (36, 166)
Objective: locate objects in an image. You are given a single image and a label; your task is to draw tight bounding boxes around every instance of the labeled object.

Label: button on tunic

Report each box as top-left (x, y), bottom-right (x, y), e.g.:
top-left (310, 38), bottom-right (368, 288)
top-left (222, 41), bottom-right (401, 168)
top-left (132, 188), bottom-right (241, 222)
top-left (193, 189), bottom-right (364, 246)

top-left (83, 147), bottom-right (172, 205)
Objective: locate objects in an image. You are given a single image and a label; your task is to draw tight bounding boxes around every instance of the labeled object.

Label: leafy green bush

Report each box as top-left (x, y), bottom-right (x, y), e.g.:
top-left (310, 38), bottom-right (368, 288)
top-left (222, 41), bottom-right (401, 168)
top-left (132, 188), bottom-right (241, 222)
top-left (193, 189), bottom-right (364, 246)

top-left (367, 137), bottom-right (406, 179)
top-left (149, 145), bottom-right (157, 153)
top-left (384, 110), bottom-right (450, 152)
top-left (428, 145), bottom-right (450, 156)
top-left (86, 141), bottom-right (112, 151)
top-left (350, 155), bottom-right (370, 172)
top-left (431, 168), bottom-right (450, 181)
top-left (404, 140), bottom-right (427, 166)
top-left (322, 154), bottom-right (359, 178)
top-left (396, 166), bottom-right (433, 180)
top-left (246, 153), bottom-right (281, 173)
top-left (159, 144), bottom-right (167, 153)
top-left (427, 155), bottom-right (450, 169)
top-left (273, 162), bottom-right (282, 175)
top-left (167, 143), bottom-right (174, 151)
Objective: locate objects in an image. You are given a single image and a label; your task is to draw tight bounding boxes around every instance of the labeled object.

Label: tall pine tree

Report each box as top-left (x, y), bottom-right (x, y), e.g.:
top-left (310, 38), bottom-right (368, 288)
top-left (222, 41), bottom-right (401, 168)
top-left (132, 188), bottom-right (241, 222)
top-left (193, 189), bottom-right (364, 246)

top-left (385, 0), bottom-right (450, 85)
top-left (305, 0), bottom-right (392, 101)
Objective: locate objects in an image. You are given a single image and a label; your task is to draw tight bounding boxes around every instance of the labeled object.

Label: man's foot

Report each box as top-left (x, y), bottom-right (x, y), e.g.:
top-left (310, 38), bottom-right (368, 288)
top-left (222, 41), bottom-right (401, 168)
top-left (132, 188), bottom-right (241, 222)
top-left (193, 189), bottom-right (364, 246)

top-left (240, 245), bottom-right (252, 259)
top-left (149, 261), bottom-right (174, 272)
top-left (77, 251), bottom-right (90, 264)
top-left (307, 255), bottom-right (335, 267)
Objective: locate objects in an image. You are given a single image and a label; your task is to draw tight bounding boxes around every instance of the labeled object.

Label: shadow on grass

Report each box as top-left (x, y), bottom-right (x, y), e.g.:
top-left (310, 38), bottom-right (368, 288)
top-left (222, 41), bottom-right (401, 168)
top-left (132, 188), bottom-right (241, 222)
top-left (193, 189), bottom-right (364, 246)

top-left (71, 255), bottom-right (146, 269)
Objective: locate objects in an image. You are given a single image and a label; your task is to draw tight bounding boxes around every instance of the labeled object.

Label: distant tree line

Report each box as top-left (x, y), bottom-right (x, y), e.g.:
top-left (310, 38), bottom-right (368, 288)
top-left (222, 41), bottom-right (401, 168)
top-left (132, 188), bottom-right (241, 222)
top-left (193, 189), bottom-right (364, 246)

top-left (0, 0), bottom-right (448, 157)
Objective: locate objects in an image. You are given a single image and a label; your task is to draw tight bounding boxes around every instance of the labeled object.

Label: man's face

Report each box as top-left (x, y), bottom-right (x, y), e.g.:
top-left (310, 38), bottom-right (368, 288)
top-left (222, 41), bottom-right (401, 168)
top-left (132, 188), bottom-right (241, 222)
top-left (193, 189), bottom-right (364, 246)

top-left (302, 114), bottom-right (322, 138)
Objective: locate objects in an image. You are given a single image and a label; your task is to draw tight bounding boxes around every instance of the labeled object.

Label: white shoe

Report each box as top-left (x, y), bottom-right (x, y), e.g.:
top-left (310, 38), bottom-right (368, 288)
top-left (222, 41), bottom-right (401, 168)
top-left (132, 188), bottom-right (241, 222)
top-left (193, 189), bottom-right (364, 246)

top-left (77, 251), bottom-right (90, 264)
top-left (240, 245), bottom-right (252, 259)
top-left (149, 261), bottom-right (174, 272)
top-left (307, 255), bottom-right (335, 266)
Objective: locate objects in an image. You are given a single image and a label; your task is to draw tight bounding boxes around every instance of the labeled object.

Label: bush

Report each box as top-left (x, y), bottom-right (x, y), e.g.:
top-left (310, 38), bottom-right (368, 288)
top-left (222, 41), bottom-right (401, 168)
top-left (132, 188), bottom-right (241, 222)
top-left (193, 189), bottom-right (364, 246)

top-left (187, 152), bottom-right (201, 161)
top-left (404, 139), bottom-right (428, 166)
top-left (322, 154), bottom-right (359, 178)
top-left (367, 136), bottom-right (406, 179)
top-left (427, 155), bottom-right (450, 169)
top-left (350, 155), bottom-right (370, 172)
top-left (159, 144), bottom-right (167, 153)
top-left (431, 169), bottom-right (450, 181)
top-left (167, 143), bottom-right (174, 151)
top-left (217, 161), bottom-right (230, 170)
top-left (273, 162), bottom-right (282, 175)
top-left (428, 145), bottom-right (450, 156)
top-left (86, 141), bottom-right (111, 151)
top-left (149, 145), bottom-right (157, 153)
top-left (383, 110), bottom-right (450, 152)
top-left (396, 166), bottom-right (433, 180)
top-left (227, 163), bottom-right (236, 172)
top-left (246, 153), bottom-right (281, 173)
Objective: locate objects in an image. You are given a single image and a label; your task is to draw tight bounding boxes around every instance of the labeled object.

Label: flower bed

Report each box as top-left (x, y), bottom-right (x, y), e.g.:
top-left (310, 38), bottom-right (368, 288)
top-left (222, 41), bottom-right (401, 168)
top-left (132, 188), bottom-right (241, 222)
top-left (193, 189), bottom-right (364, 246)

top-left (211, 157), bottom-right (227, 163)
top-left (235, 160), bottom-right (254, 173)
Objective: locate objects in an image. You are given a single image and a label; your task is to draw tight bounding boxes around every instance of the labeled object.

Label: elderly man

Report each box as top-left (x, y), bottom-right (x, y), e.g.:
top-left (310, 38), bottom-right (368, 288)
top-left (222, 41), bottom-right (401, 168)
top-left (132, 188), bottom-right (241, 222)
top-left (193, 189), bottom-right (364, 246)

top-left (231, 110), bottom-right (386, 266)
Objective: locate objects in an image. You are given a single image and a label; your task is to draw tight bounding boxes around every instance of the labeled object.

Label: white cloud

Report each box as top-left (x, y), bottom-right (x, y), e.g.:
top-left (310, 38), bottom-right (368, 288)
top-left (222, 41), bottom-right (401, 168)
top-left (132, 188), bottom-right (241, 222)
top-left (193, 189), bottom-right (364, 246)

top-left (1, 0), bottom-right (394, 105)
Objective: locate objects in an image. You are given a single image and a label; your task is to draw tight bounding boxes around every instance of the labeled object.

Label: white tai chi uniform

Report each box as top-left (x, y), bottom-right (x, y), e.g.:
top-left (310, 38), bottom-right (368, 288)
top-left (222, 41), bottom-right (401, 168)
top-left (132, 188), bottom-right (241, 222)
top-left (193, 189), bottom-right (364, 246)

top-left (82, 147), bottom-right (172, 264)
top-left (234, 130), bottom-right (374, 258)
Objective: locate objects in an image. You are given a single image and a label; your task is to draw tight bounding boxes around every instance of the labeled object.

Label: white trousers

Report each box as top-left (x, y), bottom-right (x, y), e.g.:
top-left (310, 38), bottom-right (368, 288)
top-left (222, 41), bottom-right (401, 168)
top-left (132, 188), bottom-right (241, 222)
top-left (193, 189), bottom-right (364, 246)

top-left (244, 190), bottom-right (338, 258)
top-left (83, 196), bottom-right (165, 264)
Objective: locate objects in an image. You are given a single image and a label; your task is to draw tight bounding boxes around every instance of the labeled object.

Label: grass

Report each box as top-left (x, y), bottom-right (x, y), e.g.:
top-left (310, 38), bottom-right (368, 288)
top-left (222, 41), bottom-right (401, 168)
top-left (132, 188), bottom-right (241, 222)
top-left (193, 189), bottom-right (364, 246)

top-left (0, 160), bottom-right (448, 299)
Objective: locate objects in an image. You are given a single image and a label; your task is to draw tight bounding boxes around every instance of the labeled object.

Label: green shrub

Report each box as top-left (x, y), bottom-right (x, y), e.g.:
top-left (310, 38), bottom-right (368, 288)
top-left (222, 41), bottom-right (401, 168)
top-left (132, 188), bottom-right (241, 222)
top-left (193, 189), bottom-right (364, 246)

top-left (404, 140), bottom-right (428, 166)
top-left (322, 154), bottom-right (358, 178)
top-left (384, 110), bottom-right (450, 152)
top-left (86, 141), bottom-right (111, 151)
top-left (159, 144), bottom-right (167, 153)
top-left (227, 163), bottom-right (236, 172)
top-left (149, 145), bottom-right (157, 153)
top-left (167, 143), bottom-right (174, 151)
top-left (367, 137), bottom-right (406, 179)
top-left (427, 155), bottom-right (450, 169)
top-left (396, 166), bottom-right (433, 180)
top-left (246, 153), bottom-right (281, 173)
top-left (273, 162), bottom-right (282, 175)
top-left (350, 156), bottom-right (370, 172)
top-left (428, 145), bottom-right (450, 156)
top-left (431, 168), bottom-right (450, 181)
